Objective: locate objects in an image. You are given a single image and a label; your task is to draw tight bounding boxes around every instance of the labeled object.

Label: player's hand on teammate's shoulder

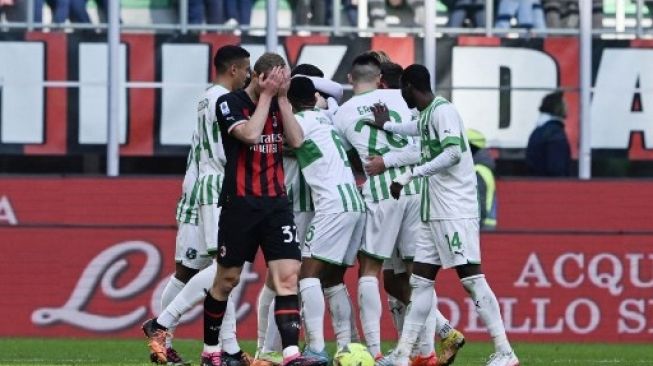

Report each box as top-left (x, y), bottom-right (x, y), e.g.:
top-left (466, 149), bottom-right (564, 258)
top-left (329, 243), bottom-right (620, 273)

top-left (364, 156), bottom-right (386, 176)
top-left (368, 102), bottom-right (390, 129)
top-left (259, 66), bottom-right (284, 97)
top-left (390, 181), bottom-right (403, 200)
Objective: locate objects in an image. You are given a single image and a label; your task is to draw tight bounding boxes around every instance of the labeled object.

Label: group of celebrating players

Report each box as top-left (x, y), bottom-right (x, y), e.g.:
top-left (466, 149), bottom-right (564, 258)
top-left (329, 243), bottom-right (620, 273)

top-left (141, 44), bottom-right (520, 366)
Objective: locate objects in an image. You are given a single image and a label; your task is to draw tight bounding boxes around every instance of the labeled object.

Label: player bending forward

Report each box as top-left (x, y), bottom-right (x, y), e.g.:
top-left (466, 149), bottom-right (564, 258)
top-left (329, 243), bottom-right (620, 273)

top-left (373, 64), bottom-right (519, 366)
top-left (289, 76), bottom-right (366, 362)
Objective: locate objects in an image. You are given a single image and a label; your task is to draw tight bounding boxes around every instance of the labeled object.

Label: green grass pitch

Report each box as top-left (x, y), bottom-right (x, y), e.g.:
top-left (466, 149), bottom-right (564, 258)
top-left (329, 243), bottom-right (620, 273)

top-left (0, 338), bottom-right (651, 365)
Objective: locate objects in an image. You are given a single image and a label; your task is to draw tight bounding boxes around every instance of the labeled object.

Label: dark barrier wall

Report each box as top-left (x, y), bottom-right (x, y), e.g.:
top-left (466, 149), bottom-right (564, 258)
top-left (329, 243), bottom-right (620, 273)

top-left (1, 33), bottom-right (653, 161)
top-left (0, 178), bottom-right (652, 341)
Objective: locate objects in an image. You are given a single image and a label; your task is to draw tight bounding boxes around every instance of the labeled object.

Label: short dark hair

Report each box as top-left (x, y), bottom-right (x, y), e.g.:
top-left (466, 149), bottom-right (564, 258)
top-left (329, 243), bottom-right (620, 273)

top-left (213, 45), bottom-right (250, 74)
top-left (351, 53), bottom-right (382, 83)
top-left (401, 64), bottom-right (432, 93)
top-left (291, 64), bottom-right (324, 77)
top-left (288, 76), bottom-right (316, 109)
top-left (539, 91), bottom-right (566, 117)
top-left (381, 62), bottom-right (403, 89)
top-left (254, 52), bottom-right (286, 75)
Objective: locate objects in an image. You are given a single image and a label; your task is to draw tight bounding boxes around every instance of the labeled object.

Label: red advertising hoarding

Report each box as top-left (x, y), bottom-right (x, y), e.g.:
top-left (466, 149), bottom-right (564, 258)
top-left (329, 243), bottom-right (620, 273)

top-left (1, 178), bottom-right (652, 342)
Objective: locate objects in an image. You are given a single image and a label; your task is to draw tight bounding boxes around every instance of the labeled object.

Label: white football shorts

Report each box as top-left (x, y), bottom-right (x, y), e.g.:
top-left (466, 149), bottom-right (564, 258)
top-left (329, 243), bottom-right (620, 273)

top-left (360, 194), bottom-right (420, 260)
top-left (302, 211), bottom-right (365, 266)
top-left (414, 218), bottom-right (481, 269)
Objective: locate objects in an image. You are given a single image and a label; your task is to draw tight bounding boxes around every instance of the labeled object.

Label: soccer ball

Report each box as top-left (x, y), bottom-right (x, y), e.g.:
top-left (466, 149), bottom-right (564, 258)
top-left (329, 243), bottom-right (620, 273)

top-left (333, 343), bottom-right (375, 366)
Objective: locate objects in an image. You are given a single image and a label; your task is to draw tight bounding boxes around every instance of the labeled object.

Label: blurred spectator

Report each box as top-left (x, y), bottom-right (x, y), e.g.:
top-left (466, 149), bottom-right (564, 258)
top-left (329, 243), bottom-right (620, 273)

top-left (224, 0), bottom-right (252, 27)
top-left (526, 91), bottom-right (571, 177)
top-left (343, 0), bottom-right (358, 25)
top-left (367, 0), bottom-right (426, 27)
top-left (467, 129), bottom-right (497, 230)
top-left (495, 0), bottom-right (546, 29)
top-left (542, 0), bottom-right (577, 28)
top-left (292, 0), bottom-right (328, 26)
top-left (1, 0), bottom-right (26, 22)
top-left (34, 0), bottom-right (93, 24)
top-left (34, 0), bottom-right (70, 23)
top-left (188, 0), bottom-right (224, 24)
top-left (447, 0), bottom-right (485, 27)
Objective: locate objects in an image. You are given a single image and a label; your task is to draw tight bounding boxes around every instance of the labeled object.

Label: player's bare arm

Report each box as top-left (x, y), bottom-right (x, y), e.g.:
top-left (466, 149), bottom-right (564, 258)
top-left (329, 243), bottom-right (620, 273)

top-left (364, 156), bottom-right (386, 176)
top-left (230, 66), bottom-right (283, 144)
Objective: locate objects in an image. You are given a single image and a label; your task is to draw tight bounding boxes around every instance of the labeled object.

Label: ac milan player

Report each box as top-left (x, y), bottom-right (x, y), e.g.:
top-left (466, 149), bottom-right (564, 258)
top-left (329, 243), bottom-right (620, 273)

top-left (201, 52), bottom-right (326, 366)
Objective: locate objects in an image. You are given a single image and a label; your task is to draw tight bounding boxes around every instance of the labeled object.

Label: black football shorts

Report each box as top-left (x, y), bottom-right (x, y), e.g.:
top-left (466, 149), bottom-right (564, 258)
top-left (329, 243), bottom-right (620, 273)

top-left (216, 197), bottom-right (301, 267)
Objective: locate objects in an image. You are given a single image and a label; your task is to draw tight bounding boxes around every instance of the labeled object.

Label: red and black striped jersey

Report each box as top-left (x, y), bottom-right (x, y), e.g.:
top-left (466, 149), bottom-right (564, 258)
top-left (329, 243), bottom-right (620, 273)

top-left (216, 90), bottom-right (287, 205)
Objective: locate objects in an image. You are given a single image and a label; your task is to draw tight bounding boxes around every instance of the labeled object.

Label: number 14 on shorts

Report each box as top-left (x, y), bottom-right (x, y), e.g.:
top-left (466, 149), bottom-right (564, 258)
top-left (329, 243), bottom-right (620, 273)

top-left (445, 232), bottom-right (462, 253)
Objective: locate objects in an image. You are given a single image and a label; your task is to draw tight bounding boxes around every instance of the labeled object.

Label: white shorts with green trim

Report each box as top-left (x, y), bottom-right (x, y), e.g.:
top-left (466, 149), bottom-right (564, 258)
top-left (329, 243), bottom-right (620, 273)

top-left (302, 211), bottom-right (365, 266)
top-left (199, 203), bottom-right (221, 255)
top-left (294, 211), bottom-right (315, 246)
top-left (415, 218), bottom-right (481, 269)
top-left (382, 247), bottom-right (408, 274)
top-left (360, 195), bottom-right (420, 260)
top-left (175, 222), bottom-right (213, 270)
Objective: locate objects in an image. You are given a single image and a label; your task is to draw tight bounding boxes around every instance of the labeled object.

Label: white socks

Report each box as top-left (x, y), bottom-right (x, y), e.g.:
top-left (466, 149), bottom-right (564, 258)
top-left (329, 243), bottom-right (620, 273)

top-left (160, 275), bottom-right (186, 348)
top-left (435, 308), bottom-right (453, 339)
top-left (256, 285), bottom-right (276, 352)
top-left (158, 263), bottom-right (216, 329)
top-left (220, 296), bottom-right (240, 354)
top-left (416, 293), bottom-right (437, 356)
top-left (396, 275), bottom-right (435, 361)
top-left (324, 283), bottom-right (354, 350)
top-left (263, 300), bottom-right (282, 353)
top-left (387, 295), bottom-right (406, 339)
top-left (161, 275), bottom-right (186, 309)
top-left (461, 274), bottom-right (511, 354)
top-left (299, 278), bottom-right (326, 352)
top-left (358, 276), bottom-right (382, 356)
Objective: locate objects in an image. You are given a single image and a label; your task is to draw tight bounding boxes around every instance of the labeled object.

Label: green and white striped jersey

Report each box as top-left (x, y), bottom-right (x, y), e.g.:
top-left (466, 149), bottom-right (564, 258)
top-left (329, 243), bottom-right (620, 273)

top-left (196, 84), bottom-right (228, 205)
top-left (333, 89), bottom-right (421, 202)
top-left (294, 109), bottom-right (365, 214)
top-left (284, 156), bottom-right (314, 213)
top-left (175, 130), bottom-right (201, 224)
top-left (418, 97), bottom-right (479, 221)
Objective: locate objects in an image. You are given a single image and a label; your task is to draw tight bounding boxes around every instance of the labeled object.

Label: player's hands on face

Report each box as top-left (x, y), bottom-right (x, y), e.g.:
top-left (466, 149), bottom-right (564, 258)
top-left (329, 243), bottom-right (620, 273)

top-left (369, 102), bottom-right (390, 129)
top-left (390, 182), bottom-right (403, 200)
top-left (259, 66), bottom-right (283, 97)
top-left (364, 156), bottom-right (386, 176)
top-left (277, 66), bottom-right (291, 98)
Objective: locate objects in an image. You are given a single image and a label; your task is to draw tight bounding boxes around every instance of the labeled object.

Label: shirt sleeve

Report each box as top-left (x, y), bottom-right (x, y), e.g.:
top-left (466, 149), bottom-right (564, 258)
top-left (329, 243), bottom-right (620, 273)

top-left (216, 94), bottom-right (248, 134)
top-left (382, 142), bottom-right (421, 168)
top-left (412, 145), bottom-right (461, 177)
top-left (435, 103), bottom-right (464, 148)
top-left (383, 120), bottom-right (420, 136)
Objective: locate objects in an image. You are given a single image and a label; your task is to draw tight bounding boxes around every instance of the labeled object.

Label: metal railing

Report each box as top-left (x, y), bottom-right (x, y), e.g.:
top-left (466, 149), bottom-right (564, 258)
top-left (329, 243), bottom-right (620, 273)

top-left (1, 0), bottom-right (652, 37)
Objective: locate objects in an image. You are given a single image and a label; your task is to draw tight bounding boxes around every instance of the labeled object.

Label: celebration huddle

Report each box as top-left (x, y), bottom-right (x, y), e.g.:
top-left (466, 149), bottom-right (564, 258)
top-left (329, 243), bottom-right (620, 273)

top-left (142, 45), bottom-right (519, 366)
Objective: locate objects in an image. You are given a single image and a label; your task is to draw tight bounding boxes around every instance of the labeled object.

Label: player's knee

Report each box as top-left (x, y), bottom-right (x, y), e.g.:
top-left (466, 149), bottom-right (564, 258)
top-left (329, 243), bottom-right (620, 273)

top-left (409, 273), bottom-right (434, 289)
top-left (274, 270), bottom-right (299, 295)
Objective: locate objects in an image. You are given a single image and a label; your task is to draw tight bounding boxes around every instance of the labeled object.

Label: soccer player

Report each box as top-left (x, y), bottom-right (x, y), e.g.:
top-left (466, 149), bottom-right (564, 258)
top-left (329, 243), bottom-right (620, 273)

top-left (253, 66), bottom-right (348, 366)
top-left (285, 76), bottom-right (366, 361)
top-left (332, 54), bottom-right (423, 361)
top-left (372, 64), bottom-right (519, 366)
top-left (142, 45), bottom-right (251, 366)
top-left (206, 52), bottom-right (325, 366)
top-left (365, 60), bottom-right (465, 366)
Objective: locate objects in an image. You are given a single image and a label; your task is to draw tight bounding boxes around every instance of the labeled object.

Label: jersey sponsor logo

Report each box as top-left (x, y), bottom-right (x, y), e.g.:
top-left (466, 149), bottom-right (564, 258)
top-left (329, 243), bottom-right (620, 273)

top-left (251, 133), bottom-right (283, 154)
top-left (220, 101), bottom-right (231, 116)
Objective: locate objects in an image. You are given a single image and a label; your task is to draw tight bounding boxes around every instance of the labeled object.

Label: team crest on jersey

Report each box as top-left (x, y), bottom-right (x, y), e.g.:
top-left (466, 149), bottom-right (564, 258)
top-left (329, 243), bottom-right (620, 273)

top-left (185, 248), bottom-right (197, 260)
top-left (220, 101), bottom-right (230, 116)
top-left (272, 114), bottom-right (278, 128)
top-left (219, 245), bottom-right (227, 257)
